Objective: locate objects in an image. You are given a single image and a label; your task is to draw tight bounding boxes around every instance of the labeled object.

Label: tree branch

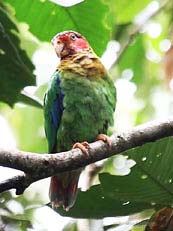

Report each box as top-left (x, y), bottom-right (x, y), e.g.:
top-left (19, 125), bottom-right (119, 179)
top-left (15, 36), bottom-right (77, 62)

top-left (0, 117), bottom-right (173, 194)
top-left (0, 173), bottom-right (27, 194)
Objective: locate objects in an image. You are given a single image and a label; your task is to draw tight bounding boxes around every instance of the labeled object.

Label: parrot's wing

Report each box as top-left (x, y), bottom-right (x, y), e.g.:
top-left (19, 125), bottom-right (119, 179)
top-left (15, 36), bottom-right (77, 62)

top-left (44, 71), bottom-right (64, 153)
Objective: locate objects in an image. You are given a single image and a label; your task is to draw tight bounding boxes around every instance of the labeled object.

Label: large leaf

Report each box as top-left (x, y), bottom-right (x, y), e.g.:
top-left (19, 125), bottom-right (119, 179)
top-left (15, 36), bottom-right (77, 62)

top-left (55, 185), bottom-right (154, 219)
top-left (112, 0), bottom-right (152, 24)
top-left (100, 137), bottom-right (173, 206)
top-left (54, 137), bottom-right (173, 218)
top-left (118, 35), bottom-right (145, 84)
top-left (6, 104), bottom-right (47, 152)
top-left (5, 0), bottom-right (110, 56)
top-left (0, 4), bottom-right (35, 106)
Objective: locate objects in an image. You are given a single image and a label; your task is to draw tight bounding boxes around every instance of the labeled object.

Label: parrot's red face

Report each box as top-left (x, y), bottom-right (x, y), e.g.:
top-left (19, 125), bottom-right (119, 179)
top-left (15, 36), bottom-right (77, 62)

top-left (51, 31), bottom-right (90, 59)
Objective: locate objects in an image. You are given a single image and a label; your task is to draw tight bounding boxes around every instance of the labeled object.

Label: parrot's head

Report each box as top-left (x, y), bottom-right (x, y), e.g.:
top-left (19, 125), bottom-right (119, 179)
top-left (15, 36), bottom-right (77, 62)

top-left (51, 31), bottom-right (90, 59)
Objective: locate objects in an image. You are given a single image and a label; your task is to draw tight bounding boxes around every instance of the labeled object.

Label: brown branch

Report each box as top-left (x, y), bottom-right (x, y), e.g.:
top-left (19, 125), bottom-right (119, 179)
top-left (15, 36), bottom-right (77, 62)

top-left (0, 117), bottom-right (173, 194)
top-left (0, 173), bottom-right (27, 194)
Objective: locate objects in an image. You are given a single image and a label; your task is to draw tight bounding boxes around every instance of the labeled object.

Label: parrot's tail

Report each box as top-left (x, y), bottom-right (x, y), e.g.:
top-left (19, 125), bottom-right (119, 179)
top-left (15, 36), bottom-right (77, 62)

top-left (49, 170), bottom-right (81, 211)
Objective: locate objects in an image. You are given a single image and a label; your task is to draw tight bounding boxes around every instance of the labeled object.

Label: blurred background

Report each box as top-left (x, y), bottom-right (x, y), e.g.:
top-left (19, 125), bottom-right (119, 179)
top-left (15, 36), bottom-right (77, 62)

top-left (0, 0), bottom-right (173, 230)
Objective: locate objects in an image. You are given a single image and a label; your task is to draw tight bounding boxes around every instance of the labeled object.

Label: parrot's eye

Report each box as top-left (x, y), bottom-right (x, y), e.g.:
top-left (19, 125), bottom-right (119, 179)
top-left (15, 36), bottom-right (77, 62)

top-left (70, 34), bottom-right (77, 41)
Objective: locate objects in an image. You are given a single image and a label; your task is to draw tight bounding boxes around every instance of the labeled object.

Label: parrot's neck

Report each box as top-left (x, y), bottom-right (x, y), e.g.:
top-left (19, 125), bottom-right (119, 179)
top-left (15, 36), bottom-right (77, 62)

top-left (58, 51), bottom-right (107, 78)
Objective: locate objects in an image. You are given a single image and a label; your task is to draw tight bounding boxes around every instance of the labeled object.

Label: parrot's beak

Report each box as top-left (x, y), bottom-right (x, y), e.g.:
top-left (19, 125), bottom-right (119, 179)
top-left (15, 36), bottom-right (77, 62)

top-left (51, 38), bottom-right (64, 58)
top-left (55, 43), bottom-right (64, 58)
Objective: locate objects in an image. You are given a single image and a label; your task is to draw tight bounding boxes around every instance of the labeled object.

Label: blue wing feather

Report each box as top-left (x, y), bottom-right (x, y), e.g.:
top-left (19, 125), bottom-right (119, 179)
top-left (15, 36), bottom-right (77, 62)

top-left (44, 71), bottom-right (64, 153)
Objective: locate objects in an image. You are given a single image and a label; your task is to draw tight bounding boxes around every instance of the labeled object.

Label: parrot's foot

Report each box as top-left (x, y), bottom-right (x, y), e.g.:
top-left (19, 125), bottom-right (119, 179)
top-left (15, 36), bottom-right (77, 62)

top-left (63, 205), bottom-right (70, 212)
top-left (51, 201), bottom-right (60, 210)
top-left (72, 141), bottom-right (90, 155)
top-left (51, 202), bottom-right (70, 212)
top-left (96, 134), bottom-right (111, 146)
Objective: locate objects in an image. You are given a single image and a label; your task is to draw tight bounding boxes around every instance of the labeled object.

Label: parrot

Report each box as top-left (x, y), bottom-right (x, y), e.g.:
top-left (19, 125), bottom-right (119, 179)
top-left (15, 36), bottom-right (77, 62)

top-left (43, 31), bottom-right (116, 211)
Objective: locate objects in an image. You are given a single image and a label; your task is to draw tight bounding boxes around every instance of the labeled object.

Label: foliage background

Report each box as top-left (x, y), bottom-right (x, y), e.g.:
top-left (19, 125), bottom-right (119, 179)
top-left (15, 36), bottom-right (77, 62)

top-left (0, 0), bottom-right (173, 230)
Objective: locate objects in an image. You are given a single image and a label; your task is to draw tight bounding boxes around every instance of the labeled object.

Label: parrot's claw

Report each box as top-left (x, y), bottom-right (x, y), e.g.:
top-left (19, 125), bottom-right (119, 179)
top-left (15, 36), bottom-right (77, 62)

top-left (51, 201), bottom-right (60, 210)
top-left (63, 205), bottom-right (70, 212)
top-left (72, 141), bottom-right (90, 155)
top-left (96, 134), bottom-right (111, 146)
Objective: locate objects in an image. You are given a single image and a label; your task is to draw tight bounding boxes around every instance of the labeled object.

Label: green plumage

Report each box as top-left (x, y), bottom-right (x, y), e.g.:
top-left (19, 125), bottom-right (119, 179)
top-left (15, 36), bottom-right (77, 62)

top-left (58, 72), bottom-right (115, 151)
top-left (44, 72), bottom-right (115, 152)
top-left (44, 51), bottom-right (116, 210)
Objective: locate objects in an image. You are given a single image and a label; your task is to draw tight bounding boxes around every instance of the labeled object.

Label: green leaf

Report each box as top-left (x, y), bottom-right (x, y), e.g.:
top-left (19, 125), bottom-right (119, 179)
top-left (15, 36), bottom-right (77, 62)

top-left (0, 4), bottom-right (35, 106)
top-left (5, 0), bottom-right (110, 56)
top-left (55, 185), bottom-right (154, 218)
top-left (100, 137), bottom-right (173, 206)
top-left (19, 90), bottom-right (43, 109)
top-left (62, 222), bottom-right (78, 231)
top-left (54, 137), bottom-right (173, 218)
top-left (112, 0), bottom-right (152, 24)
top-left (118, 35), bottom-right (145, 84)
top-left (7, 104), bottom-right (46, 152)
